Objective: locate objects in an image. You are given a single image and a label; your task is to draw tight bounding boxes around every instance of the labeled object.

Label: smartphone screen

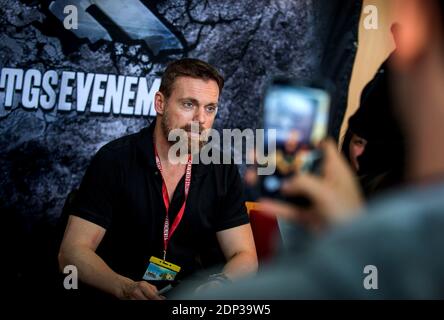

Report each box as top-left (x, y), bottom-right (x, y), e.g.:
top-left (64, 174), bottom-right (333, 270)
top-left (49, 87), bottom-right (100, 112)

top-left (261, 80), bottom-right (330, 196)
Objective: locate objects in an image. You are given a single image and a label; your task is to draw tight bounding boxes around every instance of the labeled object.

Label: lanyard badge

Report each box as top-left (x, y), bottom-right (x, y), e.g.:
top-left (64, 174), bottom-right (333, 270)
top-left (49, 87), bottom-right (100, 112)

top-left (143, 141), bottom-right (192, 281)
top-left (143, 256), bottom-right (181, 282)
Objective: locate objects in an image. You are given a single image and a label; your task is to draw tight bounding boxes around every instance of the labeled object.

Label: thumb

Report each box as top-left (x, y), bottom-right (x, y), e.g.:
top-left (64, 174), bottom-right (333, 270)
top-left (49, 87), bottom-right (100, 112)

top-left (281, 173), bottom-right (327, 200)
top-left (321, 138), bottom-right (354, 177)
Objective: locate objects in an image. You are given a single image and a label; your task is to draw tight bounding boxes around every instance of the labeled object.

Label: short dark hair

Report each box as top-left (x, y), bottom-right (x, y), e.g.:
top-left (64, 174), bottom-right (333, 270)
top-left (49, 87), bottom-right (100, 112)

top-left (159, 58), bottom-right (224, 98)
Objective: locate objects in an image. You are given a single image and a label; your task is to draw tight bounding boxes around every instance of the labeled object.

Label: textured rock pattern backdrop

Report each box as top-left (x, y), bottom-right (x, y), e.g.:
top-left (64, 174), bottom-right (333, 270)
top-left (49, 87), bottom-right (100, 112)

top-left (0, 0), bottom-right (360, 228)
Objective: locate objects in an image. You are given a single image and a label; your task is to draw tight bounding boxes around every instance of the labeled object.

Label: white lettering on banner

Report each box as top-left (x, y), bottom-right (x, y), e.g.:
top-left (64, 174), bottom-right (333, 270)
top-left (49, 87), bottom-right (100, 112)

top-left (0, 67), bottom-right (160, 117)
top-left (121, 76), bottom-right (138, 115)
top-left (104, 74), bottom-right (125, 115)
top-left (40, 70), bottom-right (58, 110)
top-left (58, 71), bottom-right (76, 111)
top-left (0, 68), bottom-right (24, 108)
top-left (76, 72), bottom-right (95, 112)
top-left (135, 77), bottom-right (159, 116)
top-left (22, 69), bottom-right (42, 109)
top-left (90, 73), bottom-right (107, 113)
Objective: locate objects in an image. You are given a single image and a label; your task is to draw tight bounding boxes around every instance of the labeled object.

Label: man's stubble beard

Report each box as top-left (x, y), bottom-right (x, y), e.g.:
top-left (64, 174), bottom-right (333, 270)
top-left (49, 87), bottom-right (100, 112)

top-left (161, 106), bottom-right (209, 154)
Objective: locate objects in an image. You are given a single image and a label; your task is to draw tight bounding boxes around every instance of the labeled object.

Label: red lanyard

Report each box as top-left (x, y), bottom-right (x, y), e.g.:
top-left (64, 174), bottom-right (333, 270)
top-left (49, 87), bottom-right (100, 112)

top-left (153, 143), bottom-right (192, 260)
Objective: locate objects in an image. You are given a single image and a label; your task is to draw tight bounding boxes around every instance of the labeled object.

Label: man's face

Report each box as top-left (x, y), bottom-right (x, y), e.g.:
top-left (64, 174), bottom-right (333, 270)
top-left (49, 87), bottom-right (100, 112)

top-left (160, 76), bottom-right (219, 150)
top-left (349, 133), bottom-right (368, 172)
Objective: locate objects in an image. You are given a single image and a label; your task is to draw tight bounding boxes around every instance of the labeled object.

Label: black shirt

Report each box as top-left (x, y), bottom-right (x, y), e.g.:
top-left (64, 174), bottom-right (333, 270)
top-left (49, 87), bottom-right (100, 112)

top-left (69, 119), bottom-right (249, 282)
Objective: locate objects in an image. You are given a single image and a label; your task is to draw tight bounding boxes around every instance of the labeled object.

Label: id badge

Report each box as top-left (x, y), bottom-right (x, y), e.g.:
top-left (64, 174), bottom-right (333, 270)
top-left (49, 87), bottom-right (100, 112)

top-left (142, 256), bottom-right (181, 281)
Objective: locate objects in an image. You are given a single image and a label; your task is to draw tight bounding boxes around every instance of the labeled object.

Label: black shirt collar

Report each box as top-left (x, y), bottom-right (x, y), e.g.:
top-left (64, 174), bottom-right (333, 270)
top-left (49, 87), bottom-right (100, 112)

top-left (136, 119), bottom-right (157, 169)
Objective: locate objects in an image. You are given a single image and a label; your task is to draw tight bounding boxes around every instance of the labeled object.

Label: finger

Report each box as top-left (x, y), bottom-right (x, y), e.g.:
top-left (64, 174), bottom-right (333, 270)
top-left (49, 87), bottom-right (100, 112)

top-left (259, 199), bottom-right (305, 222)
top-left (260, 199), bottom-right (320, 227)
top-left (322, 138), bottom-right (355, 177)
top-left (131, 288), bottom-right (149, 300)
top-left (320, 138), bottom-right (338, 154)
top-left (139, 282), bottom-right (162, 300)
top-left (281, 174), bottom-right (326, 200)
top-left (322, 139), bottom-right (364, 199)
top-left (142, 289), bottom-right (162, 300)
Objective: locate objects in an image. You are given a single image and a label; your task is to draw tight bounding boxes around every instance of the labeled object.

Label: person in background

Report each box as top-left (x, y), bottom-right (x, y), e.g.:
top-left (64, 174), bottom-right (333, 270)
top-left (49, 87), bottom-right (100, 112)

top-left (342, 56), bottom-right (406, 198)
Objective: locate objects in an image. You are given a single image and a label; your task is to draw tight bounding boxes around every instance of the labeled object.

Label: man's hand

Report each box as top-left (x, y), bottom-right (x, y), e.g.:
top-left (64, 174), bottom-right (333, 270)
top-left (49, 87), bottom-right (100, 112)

top-left (120, 279), bottom-right (164, 300)
top-left (260, 139), bottom-right (364, 231)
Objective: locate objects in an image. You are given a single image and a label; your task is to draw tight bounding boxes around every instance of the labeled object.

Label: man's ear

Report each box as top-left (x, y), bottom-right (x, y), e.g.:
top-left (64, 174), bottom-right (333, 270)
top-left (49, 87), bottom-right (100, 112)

top-left (392, 0), bottom-right (435, 71)
top-left (154, 92), bottom-right (165, 115)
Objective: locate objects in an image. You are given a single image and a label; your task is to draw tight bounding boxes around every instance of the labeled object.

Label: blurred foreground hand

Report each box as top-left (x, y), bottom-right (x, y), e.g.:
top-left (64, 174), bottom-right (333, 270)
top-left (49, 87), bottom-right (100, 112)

top-left (260, 139), bottom-right (364, 232)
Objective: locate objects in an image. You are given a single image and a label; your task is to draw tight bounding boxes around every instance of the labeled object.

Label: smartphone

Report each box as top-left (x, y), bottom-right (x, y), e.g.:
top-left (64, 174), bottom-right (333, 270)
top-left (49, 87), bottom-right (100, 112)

top-left (259, 78), bottom-right (330, 204)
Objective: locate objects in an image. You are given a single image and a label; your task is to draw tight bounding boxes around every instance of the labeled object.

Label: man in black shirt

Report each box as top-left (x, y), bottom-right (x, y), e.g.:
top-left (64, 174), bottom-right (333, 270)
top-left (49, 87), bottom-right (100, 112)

top-left (58, 58), bottom-right (258, 300)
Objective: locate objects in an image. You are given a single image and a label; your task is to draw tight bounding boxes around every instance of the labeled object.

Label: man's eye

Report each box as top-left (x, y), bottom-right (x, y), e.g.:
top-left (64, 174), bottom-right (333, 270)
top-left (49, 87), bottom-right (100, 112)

top-left (206, 106), bottom-right (217, 113)
top-left (358, 139), bottom-right (367, 146)
top-left (183, 102), bottom-right (194, 109)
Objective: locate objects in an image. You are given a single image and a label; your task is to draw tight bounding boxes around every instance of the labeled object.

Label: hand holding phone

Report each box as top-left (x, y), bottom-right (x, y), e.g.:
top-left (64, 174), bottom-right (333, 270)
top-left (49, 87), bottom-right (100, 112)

top-left (259, 78), bottom-right (330, 205)
top-left (260, 139), bottom-right (364, 230)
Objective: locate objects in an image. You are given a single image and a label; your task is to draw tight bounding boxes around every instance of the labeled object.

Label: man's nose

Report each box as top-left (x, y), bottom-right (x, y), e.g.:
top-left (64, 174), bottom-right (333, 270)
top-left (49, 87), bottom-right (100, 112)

top-left (193, 106), bottom-right (206, 124)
